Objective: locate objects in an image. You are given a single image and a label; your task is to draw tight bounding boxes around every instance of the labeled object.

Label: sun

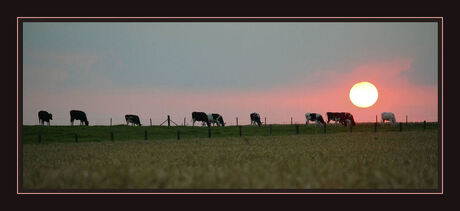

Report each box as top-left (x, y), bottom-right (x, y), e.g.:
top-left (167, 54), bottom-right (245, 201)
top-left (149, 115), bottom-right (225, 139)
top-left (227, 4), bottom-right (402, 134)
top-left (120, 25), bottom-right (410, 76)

top-left (349, 82), bottom-right (378, 108)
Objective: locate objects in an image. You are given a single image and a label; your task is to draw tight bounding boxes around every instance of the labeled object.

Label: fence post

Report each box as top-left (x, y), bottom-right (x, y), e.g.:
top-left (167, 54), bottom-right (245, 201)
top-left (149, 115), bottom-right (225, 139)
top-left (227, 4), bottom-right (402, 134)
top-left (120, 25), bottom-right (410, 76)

top-left (400, 122), bottom-right (402, 132)
top-left (265, 117), bottom-right (266, 126)
top-left (424, 120), bottom-right (426, 131)
top-left (144, 130), bottom-right (148, 140)
top-left (38, 134), bottom-right (41, 144)
top-left (184, 117), bottom-right (186, 126)
top-left (406, 115), bottom-right (408, 126)
top-left (177, 130), bottom-right (180, 140)
top-left (376, 115), bottom-right (377, 124)
top-left (75, 134), bottom-right (78, 143)
top-left (239, 126), bottom-right (242, 137)
top-left (269, 124), bottom-right (272, 135)
top-left (150, 118), bottom-right (152, 126)
top-left (167, 115), bottom-right (171, 126)
top-left (296, 125), bottom-right (299, 134)
top-left (374, 122), bottom-right (377, 132)
top-left (236, 117), bottom-right (238, 126)
top-left (111, 132), bottom-right (114, 141)
top-left (208, 126), bottom-right (211, 138)
top-left (110, 118), bottom-right (112, 126)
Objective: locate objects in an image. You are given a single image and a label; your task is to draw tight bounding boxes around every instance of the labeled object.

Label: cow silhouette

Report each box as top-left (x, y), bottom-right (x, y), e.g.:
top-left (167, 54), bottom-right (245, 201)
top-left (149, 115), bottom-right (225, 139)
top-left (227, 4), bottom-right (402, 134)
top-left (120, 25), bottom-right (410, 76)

top-left (38, 110), bottom-right (52, 126)
top-left (70, 110), bottom-right (89, 126)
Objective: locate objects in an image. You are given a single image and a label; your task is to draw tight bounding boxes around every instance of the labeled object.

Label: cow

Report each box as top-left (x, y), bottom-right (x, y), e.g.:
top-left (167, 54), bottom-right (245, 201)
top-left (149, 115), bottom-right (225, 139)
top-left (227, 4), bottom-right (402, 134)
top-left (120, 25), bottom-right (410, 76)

top-left (38, 110), bottom-right (52, 126)
top-left (305, 113), bottom-right (326, 126)
top-left (70, 110), bottom-right (89, 126)
top-left (125, 114), bottom-right (142, 126)
top-left (327, 112), bottom-right (344, 125)
top-left (192, 111), bottom-right (210, 127)
top-left (250, 113), bottom-right (262, 127)
top-left (326, 112), bottom-right (356, 126)
top-left (207, 113), bottom-right (225, 127)
top-left (381, 112), bottom-right (396, 126)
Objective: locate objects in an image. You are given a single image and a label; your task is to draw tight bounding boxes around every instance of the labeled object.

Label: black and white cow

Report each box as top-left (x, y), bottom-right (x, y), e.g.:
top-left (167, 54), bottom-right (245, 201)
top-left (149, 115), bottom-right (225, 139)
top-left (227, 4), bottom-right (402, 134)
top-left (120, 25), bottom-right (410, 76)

top-left (192, 111), bottom-right (210, 126)
top-left (70, 110), bottom-right (89, 126)
top-left (326, 112), bottom-right (356, 126)
top-left (207, 113), bottom-right (225, 127)
top-left (38, 110), bottom-right (52, 126)
top-left (305, 113), bottom-right (326, 126)
top-left (381, 112), bottom-right (396, 127)
top-left (250, 113), bottom-right (262, 127)
top-left (125, 114), bottom-right (142, 126)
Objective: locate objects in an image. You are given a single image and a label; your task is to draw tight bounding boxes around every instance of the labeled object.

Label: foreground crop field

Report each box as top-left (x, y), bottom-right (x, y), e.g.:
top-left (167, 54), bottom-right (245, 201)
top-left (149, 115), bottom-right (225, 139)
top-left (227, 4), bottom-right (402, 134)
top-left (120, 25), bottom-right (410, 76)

top-left (22, 130), bottom-right (438, 190)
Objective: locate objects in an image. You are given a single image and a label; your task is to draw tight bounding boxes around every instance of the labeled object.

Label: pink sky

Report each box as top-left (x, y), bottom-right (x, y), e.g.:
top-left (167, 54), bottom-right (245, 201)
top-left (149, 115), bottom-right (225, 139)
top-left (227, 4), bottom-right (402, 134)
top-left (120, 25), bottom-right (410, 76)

top-left (23, 58), bottom-right (438, 126)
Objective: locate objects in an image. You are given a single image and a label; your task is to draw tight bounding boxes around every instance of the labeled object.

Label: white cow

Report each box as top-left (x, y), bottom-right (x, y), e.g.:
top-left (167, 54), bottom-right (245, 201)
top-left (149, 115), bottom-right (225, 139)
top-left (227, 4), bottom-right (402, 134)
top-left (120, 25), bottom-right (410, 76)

top-left (381, 112), bottom-right (396, 126)
top-left (305, 113), bottom-right (326, 126)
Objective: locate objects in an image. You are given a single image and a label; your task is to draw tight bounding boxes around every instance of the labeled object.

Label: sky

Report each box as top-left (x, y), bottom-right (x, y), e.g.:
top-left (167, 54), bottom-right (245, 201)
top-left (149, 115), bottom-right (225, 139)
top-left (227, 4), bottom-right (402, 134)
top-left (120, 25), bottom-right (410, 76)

top-left (22, 22), bottom-right (438, 125)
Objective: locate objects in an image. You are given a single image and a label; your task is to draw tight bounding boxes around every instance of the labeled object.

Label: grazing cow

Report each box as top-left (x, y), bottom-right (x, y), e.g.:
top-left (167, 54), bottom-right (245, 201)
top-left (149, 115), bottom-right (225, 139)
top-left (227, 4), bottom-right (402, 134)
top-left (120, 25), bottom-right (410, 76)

top-left (125, 114), bottom-right (142, 126)
top-left (207, 113), bottom-right (225, 127)
top-left (326, 112), bottom-right (356, 126)
top-left (327, 112), bottom-right (344, 125)
top-left (192, 111), bottom-right (210, 127)
top-left (38, 110), bottom-right (52, 126)
top-left (70, 110), bottom-right (89, 126)
top-left (250, 113), bottom-right (262, 127)
top-left (305, 113), bottom-right (326, 126)
top-left (381, 112), bottom-right (396, 126)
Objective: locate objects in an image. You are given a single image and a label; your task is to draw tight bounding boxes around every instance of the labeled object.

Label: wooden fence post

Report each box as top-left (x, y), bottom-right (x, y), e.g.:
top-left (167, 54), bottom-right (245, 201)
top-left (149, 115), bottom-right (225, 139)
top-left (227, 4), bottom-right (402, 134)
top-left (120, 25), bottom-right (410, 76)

top-left (38, 134), bottom-right (41, 144)
top-left (239, 126), bottom-right (242, 137)
top-left (269, 124), bottom-right (272, 135)
top-left (111, 132), bottom-right (114, 141)
top-left (265, 117), bottom-right (266, 126)
top-left (208, 126), bottom-right (211, 138)
top-left (236, 117), bottom-right (238, 126)
top-left (150, 118), bottom-right (152, 126)
top-left (177, 130), bottom-right (180, 140)
top-left (376, 115), bottom-right (377, 123)
top-left (110, 118), bottom-right (112, 126)
top-left (184, 117), bottom-right (186, 126)
top-left (406, 115), bottom-right (408, 126)
top-left (75, 134), bottom-right (78, 143)
top-left (400, 122), bottom-right (402, 132)
top-left (424, 120), bottom-right (426, 131)
top-left (296, 125), bottom-right (299, 134)
top-left (167, 115), bottom-right (171, 126)
top-left (374, 122), bottom-right (377, 132)
top-left (144, 130), bottom-right (148, 140)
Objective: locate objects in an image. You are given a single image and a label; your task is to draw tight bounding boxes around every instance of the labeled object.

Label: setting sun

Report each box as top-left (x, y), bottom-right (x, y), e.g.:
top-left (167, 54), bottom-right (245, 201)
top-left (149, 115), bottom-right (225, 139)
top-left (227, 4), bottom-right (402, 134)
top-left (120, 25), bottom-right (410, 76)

top-left (349, 82), bottom-right (379, 108)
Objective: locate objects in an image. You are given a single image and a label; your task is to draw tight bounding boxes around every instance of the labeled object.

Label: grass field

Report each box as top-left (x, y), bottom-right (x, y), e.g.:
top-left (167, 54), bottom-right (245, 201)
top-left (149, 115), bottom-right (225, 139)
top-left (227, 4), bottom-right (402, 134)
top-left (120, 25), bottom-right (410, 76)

top-left (22, 122), bottom-right (438, 144)
top-left (21, 124), bottom-right (439, 190)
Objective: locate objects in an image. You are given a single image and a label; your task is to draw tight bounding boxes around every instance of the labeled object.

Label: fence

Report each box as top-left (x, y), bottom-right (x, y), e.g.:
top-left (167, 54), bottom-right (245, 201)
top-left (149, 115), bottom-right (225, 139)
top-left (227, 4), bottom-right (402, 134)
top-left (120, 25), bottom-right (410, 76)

top-left (30, 121), bottom-right (437, 144)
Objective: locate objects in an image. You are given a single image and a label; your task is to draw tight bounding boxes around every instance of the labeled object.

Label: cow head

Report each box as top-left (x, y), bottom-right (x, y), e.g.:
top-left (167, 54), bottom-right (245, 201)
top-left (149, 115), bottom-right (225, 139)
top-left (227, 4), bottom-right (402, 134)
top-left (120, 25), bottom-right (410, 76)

top-left (219, 116), bottom-right (225, 127)
top-left (49, 114), bottom-right (53, 120)
top-left (85, 120), bottom-right (89, 126)
top-left (345, 113), bottom-right (356, 126)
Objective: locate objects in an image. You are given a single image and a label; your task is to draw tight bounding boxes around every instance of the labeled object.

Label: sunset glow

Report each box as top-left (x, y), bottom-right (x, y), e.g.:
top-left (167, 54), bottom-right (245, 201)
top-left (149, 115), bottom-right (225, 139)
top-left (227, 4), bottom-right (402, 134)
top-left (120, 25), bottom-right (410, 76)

top-left (349, 82), bottom-right (379, 108)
